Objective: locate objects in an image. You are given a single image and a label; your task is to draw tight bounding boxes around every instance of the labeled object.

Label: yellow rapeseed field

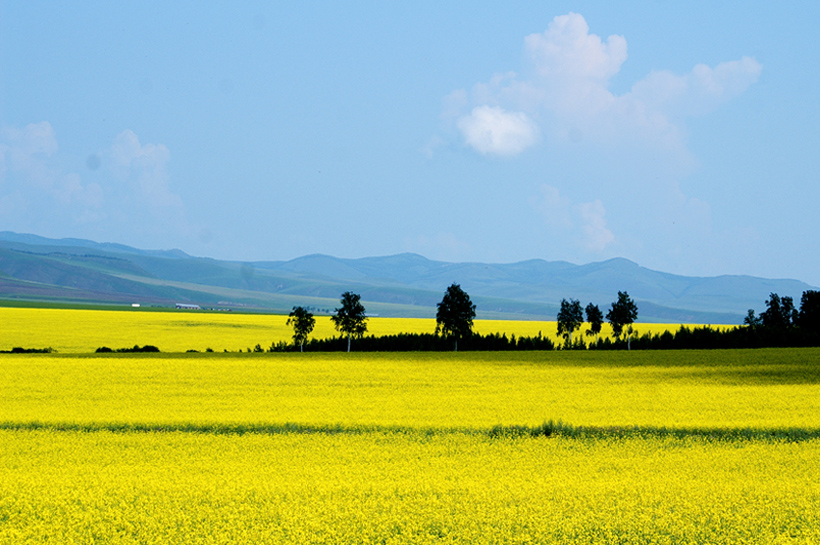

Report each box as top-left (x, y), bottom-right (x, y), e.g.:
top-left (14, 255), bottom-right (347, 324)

top-left (1, 307), bottom-right (817, 543)
top-left (2, 351), bottom-right (819, 430)
top-left (2, 429), bottom-right (818, 544)
top-left (0, 305), bottom-right (689, 353)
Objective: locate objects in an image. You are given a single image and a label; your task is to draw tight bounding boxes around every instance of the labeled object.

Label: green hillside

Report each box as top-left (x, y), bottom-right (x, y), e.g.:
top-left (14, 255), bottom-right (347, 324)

top-left (1, 232), bottom-right (814, 322)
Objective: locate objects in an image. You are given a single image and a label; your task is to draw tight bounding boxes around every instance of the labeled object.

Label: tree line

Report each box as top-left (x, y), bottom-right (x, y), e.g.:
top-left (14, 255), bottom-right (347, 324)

top-left (561, 290), bottom-right (820, 350)
top-left (282, 285), bottom-right (820, 352)
top-left (740, 291), bottom-right (820, 346)
top-left (280, 284), bottom-right (550, 353)
top-left (555, 291), bottom-right (638, 350)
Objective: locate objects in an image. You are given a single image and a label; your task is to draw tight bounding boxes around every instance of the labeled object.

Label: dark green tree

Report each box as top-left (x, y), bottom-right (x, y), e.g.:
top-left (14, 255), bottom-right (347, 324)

top-left (287, 306), bottom-right (316, 352)
top-left (557, 298), bottom-right (584, 348)
top-left (585, 302), bottom-right (604, 342)
top-left (760, 293), bottom-right (797, 330)
top-left (435, 283), bottom-right (476, 351)
top-left (743, 309), bottom-right (762, 328)
top-left (799, 290), bottom-right (820, 334)
top-left (606, 291), bottom-right (638, 350)
top-left (783, 296), bottom-right (798, 326)
top-left (331, 291), bottom-right (368, 352)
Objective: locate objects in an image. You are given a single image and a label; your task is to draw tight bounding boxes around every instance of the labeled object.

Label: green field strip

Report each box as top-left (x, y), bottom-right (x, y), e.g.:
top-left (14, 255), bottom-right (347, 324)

top-left (3, 420), bottom-right (820, 442)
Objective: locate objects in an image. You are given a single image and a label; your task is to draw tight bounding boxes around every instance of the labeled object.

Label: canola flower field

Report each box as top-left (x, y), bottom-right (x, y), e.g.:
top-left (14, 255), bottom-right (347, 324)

top-left (0, 306), bottom-right (688, 353)
top-left (1, 307), bottom-right (819, 543)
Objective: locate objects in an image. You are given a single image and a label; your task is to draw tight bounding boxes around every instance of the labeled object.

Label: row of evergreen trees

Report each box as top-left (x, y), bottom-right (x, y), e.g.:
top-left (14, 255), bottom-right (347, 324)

top-left (576, 290), bottom-right (820, 350)
top-left (556, 291), bottom-right (638, 349)
top-left (282, 288), bottom-right (820, 352)
top-left (740, 291), bottom-right (820, 346)
top-left (270, 331), bottom-right (555, 352)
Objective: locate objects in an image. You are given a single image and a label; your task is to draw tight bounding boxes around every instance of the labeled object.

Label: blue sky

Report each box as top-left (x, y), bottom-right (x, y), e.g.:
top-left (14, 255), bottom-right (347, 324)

top-left (2, 2), bottom-right (818, 285)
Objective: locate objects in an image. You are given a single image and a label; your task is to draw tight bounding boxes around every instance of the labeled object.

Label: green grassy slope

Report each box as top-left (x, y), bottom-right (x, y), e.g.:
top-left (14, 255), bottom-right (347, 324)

top-left (2, 232), bottom-right (812, 322)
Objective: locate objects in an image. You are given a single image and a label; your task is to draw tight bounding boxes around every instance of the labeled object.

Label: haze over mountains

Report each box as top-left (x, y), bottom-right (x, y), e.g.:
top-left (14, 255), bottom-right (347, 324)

top-left (0, 232), bottom-right (815, 324)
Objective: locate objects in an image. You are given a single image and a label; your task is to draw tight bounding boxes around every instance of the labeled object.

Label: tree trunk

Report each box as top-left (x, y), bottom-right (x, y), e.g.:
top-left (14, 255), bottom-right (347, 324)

top-left (347, 334), bottom-right (351, 353)
top-left (454, 339), bottom-right (458, 352)
top-left (300, 341), bottom-right (304, 353)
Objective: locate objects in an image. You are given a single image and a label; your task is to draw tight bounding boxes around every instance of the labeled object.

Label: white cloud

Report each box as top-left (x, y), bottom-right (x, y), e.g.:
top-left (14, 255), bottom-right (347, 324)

top-left (2, 121), bottom-right (58, 157)
top-left (530, 184), bottom-right (572, 228)
top-left (0, 121), bottom-right (109, 233)
top-left (0, 123), bottom-right (192, 243)
top-left (456, 105), bottom-right (540, 156)
top-left (0, 121), bottom-right (59, 187)
top-left (577, 199), bottom-right (614, 251)
top-left (111, 129), bottom-right (168, 168)
top-left (54, 173), bottom-right (104, 208)
top-left (444, 12), bottom-right (761, 156)
top-left (629, 57), bottom-right (762, 117)
top-left (524, 13), bottom-right (627, 82)
top-left (420, 134), bottom-right (447, 158)
top-left (0, 122), bottom-right (104, 214)
top-left (531, 185), bottom-right (615, 253)
top-left (110, 130), bottom-right (181, 208)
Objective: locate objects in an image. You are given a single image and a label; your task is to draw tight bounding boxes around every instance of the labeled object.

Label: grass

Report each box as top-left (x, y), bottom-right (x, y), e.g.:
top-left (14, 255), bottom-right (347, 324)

top-left (3, 420), bottom-right (820, 444)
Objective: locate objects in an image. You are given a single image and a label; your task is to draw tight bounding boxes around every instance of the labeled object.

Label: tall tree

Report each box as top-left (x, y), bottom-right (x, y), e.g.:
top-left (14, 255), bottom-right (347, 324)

top-left (781, 294), bottom-right (798, 327)
top-left (557, 298), bottom-right (584, 348)
top-left (287, 306), bottom-right (315, 352)
top-left (743, 309), bottom-right (762, 328)
top-left (606, 291), bottom-right (638, 350)
top-left (331, 291), bottom-right (368, 352)
top-left (799, 290), bottom-right (820, 334)
top-left (435, 283), bottom-right (476, 351)
top-left (585, 302), bottom-right (604, 342)
top-left (760, 293), bottom-right (797, 330)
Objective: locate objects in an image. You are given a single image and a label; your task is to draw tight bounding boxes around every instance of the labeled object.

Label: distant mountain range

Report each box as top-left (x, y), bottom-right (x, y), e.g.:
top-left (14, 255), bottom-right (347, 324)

top-left (0, 231), bottom-right (815, 324)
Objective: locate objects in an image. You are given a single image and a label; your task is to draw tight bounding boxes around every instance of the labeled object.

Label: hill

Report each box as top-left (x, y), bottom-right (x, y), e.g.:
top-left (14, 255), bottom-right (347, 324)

top-left (0, 232), bottom-right (814, 323)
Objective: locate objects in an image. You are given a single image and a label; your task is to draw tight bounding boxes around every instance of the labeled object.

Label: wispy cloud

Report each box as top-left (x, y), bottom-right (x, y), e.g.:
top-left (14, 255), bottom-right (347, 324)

top-left (531, 185), bottom-right (615, 253)
top-left (0, 122), bottom-right (191, 242)
top-left (445, 12), bottom-right (761, 157)
top-left (456, 106), bottom-right (540, 156)
top-left (109, 129), bottom-right (182, 208)
top-left (0, 122), bottom-right (59, 186)
top-left (0, 122), bottom-right (104, 215)
top-left (577, 199), bottom-right (614, 252)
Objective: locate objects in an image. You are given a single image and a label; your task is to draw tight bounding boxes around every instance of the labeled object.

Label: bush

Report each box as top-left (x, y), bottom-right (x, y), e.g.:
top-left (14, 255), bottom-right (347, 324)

top-left (267, 332), bottom-right (555, 352)
top-left (95, 345), bottom-right (160, 353)
top-left (4, 347), bottom-right (54, 354)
